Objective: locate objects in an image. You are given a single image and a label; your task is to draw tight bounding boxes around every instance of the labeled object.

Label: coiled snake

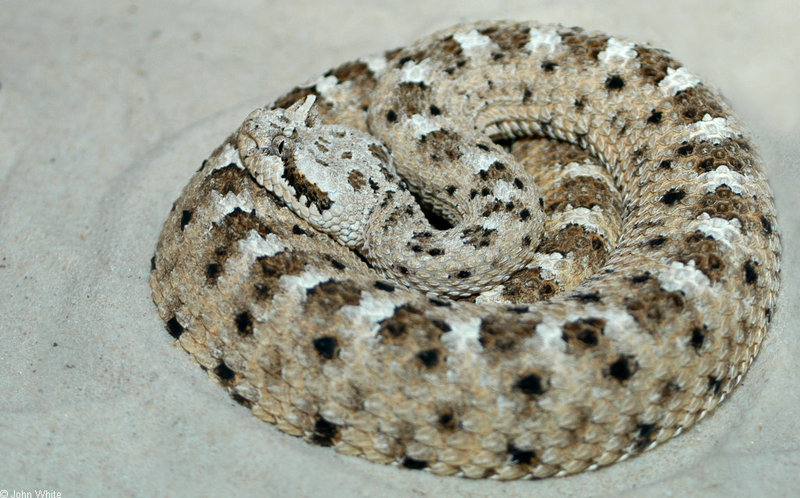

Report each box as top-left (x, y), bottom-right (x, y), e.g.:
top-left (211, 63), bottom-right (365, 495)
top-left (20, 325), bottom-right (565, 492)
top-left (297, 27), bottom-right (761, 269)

top-left (150, 21), bottom-right (780, 479)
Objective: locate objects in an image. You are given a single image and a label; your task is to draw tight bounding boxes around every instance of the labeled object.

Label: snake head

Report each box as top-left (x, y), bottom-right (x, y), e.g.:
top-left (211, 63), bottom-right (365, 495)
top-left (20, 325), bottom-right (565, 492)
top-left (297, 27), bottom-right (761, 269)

top-left (237, 95), bottom-right (400, 249)
top-left (237, 96), bottom-right (317, 164)
top-left (236, 96), bottom-right (328, 217)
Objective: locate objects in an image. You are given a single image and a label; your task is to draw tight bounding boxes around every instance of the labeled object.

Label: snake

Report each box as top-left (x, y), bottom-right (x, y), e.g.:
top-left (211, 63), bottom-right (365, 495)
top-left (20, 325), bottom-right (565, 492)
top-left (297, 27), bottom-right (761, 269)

top-left (150, 21), bottom-right (781, 479)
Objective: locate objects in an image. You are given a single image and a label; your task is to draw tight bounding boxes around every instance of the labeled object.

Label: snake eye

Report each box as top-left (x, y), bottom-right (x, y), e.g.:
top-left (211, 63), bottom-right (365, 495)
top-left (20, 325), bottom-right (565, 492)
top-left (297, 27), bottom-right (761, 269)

top-left (271, 135), bottom-right (294, 159)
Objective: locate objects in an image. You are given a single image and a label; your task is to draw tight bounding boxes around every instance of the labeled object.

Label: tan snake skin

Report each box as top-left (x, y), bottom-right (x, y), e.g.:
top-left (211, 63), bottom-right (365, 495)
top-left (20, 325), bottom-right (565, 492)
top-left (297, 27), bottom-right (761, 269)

top-left (150, 21), bottom-right (781, 479)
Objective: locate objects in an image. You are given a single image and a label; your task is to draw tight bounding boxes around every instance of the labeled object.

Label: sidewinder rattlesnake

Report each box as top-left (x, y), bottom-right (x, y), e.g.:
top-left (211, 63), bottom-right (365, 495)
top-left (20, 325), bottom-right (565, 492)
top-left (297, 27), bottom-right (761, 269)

top-left (150, 21), bottom-right (781, 479)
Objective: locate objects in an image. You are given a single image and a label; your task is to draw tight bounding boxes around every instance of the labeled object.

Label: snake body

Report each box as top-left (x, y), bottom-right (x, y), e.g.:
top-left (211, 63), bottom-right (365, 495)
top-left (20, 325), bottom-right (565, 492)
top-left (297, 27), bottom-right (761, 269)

top-left (150, 21), bottom-right (780, 479)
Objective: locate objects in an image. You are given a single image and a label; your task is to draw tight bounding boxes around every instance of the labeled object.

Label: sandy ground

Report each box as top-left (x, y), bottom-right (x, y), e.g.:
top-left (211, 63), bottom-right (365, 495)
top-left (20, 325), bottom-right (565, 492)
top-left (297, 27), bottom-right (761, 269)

top-left (1, 1), bottom-right (798, 496)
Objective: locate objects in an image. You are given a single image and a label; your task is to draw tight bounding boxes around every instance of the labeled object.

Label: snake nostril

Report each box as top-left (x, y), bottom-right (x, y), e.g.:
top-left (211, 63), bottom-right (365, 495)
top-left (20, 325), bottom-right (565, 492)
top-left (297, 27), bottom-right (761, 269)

top-left (236, 133), bottom-right (259, 157)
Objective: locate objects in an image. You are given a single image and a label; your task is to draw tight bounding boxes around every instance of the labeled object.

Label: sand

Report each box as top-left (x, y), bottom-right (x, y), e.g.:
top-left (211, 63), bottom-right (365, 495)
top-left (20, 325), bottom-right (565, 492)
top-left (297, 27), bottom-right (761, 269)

top-left (1, 1), bottom-right (798, 496)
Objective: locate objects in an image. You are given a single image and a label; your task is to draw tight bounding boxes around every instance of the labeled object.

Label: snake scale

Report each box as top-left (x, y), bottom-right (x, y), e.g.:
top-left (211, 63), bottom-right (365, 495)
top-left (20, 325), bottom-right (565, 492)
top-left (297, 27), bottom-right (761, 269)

top-left (150, 21), bottom-right (781, 479)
